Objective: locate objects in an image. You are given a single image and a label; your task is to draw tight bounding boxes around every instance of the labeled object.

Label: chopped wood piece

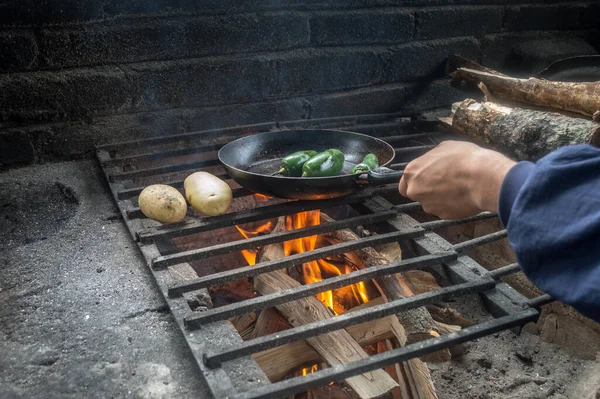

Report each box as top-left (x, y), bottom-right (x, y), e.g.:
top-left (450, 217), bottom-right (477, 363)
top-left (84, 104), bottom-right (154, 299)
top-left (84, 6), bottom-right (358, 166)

top-left (254, 271), bottom-right (398, 399)
top-left (252, 312), bottom-right (400, 382)
top-left (250, 308), bottom-right (289, 339)
top-left (440, 98), bottom-right (600, 161)
top-left (229, 312), bottom-right (256, 339)
top-left (255, 219), bottom-right (398, 399)
top-left (426, 304), bottom-right (476, 328)
top-left (449, 61), bottom-right (600, 119)
top-left (320, 215), bottom-right (444, 348)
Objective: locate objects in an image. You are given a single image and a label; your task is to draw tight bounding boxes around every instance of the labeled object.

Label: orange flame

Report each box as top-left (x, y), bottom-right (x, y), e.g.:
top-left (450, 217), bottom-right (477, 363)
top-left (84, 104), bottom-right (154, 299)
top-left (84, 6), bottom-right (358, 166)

top-left (235, 210), bottom-right (370, 315)
top-left (253, 193), bottom-right (272, 202)
top-left (282, 211), bottom-right (369, 315)
top-left (235, 221), bottom-right (273, 265)
top-left (301, 364), bottom-right (319, 376)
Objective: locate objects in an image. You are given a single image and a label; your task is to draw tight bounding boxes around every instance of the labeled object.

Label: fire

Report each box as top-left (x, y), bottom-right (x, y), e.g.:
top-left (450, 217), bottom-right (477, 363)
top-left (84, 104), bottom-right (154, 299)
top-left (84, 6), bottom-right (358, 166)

top-left (281, 211), bottom-right (370, 315)
top-left (301, 364), bottom-right (319, 376)
top-left (235, 210), bottom-right (370, 314)
top-left (235, 221), bottom-right (273, 265)
top-left (253, 193), bottom-right (272, 202)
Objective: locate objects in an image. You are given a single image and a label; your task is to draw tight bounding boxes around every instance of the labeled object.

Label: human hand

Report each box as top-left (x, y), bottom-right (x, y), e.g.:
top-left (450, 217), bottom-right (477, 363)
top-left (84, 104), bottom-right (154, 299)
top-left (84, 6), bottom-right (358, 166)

top-left (398, 141), bottom-right (516, 219)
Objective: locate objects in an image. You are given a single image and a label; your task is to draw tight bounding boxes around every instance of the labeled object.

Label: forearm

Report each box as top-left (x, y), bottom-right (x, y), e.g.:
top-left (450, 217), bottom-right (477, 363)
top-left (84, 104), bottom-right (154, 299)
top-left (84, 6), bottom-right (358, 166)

top-left (500, 144), bottom-right (600, 322)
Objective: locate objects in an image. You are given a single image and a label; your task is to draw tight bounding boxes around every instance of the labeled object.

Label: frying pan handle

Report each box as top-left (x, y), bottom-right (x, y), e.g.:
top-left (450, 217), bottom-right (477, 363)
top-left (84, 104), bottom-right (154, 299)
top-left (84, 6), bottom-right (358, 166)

top-left (361, 167), bottom-right (404, 185)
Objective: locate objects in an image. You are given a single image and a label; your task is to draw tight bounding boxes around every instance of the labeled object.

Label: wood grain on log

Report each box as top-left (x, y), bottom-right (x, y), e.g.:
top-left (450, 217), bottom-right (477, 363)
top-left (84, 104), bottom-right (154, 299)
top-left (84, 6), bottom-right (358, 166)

top-left (320, 215), bottom-right (444, 348)
top-left (255, 219), bottom-right (398, 399)
top-left (450, 65), bottom-right (600, 119)
top-left (440, 98), bottom-right (600, 161)
top-left (254, 271), bottom-right (398, 399)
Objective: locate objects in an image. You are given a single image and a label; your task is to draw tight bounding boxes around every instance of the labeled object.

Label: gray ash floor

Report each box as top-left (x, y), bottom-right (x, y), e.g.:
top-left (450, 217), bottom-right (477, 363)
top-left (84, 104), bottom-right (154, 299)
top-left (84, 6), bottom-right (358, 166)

top-left (0, 160), bottom-right (598, 399)
top-left (429, 295), bottom-right (600, 398)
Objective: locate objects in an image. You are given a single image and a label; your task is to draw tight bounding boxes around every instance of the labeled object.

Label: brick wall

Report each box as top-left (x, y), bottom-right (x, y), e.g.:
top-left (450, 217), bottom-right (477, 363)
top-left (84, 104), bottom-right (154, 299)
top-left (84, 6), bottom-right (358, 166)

top-left (1, 1), bottom-right (599, 164)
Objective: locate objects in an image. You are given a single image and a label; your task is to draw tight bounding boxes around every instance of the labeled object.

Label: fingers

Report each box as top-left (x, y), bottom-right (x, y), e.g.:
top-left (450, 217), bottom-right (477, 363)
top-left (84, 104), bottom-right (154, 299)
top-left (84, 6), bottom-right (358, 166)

top-left (398, 174), bottom-right (408, 197)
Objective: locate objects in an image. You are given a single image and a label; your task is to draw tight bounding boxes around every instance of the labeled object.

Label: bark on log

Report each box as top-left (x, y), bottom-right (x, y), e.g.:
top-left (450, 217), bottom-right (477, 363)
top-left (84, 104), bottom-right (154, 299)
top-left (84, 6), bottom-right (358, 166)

top-left (449, 63), bottom-right (600, 119)
top-left (255, 221), bottom-right (398, 399)
top-left (440, 98), bottom-right (600, 161)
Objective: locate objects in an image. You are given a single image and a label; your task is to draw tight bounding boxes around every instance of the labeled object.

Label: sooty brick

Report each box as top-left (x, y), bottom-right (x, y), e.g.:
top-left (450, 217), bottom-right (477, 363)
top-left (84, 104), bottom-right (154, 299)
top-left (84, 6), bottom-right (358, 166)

top-left (5, 0), bottom-right (104, 25)
top-left (504, 4), bottom-right (583, 32)
top-left (39, 21), bottom-right (186, 68)
top-left (185, 13), bottom-right (309, 56)
top-left (129, 57), bottom-right (276, 110)
top-left (275, 49), bottom-right (384, 97)
top-left (0, 131), bottom-right (35, 166)
top-left (0, 69), bottom-right (131, 122)
top-left (310, 10), bottom-right (414, 46)
top-left (415, 6), bottom-right (503, 40)
top-left (385, 37), bottom-right (481, 83)
top-left (0, 31), bottom-right (38, 71)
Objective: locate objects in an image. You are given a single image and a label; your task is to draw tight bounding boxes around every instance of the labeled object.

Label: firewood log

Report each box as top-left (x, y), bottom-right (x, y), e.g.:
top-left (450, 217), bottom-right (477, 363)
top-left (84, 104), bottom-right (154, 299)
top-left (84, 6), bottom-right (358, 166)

top-left (319, 214), bottom-right (449, 361)
top-left (255, 219), bottom-right (399, 399)
top-left (448, 58), bottom-right (600, 119)
top-left (440, 99), bottom-right (600, 161)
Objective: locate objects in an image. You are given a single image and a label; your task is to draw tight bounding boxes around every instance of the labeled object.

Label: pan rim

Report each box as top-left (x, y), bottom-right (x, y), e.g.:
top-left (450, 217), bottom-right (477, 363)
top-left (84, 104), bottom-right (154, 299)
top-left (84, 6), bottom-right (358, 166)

top-left (217, 128), bottom-right (396, 180)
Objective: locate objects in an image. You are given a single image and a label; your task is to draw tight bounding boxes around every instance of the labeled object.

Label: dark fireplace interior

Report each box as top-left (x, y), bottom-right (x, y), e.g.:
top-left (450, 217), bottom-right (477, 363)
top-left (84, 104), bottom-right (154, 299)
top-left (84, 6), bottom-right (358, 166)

top-left (1, 2), bottom-right (600, 399)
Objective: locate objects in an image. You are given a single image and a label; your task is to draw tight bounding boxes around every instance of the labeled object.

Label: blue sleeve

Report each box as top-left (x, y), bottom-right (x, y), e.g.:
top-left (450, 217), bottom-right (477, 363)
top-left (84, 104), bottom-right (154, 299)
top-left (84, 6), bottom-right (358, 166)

top-left (498, 144), bottom-right (600, 323)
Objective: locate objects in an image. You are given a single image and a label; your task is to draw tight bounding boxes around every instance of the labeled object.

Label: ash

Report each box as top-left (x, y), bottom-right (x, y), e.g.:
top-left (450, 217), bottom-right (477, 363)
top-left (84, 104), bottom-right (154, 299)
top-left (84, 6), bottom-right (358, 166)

top-left (430, 294), bottom-right (600, 399)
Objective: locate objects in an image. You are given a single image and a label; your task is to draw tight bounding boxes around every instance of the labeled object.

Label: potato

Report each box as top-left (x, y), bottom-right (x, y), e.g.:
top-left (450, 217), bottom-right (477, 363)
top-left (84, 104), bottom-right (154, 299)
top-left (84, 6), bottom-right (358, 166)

top-left (184, 172), bottom-right (232, 216)
top-left (138, 184), bottom-right (187, 224)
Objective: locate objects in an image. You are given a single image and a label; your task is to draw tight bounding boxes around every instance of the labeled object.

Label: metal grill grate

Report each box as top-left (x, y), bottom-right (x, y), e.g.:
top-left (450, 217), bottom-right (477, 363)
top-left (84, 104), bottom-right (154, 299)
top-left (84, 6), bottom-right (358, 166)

top-left (97, 113), bottom-right (552, 399)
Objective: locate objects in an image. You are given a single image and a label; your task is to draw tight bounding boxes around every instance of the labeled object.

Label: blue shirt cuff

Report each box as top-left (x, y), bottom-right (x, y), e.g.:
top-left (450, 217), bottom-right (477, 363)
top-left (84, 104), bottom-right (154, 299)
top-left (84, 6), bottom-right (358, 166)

top-left (498, 161), bottom-right (535, 227)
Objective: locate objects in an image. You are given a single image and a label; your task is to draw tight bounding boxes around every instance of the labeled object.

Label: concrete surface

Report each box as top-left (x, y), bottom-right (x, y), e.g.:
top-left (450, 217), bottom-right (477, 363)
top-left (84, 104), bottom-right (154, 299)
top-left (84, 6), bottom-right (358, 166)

top-left (0, 160), bottom-right (210, 398)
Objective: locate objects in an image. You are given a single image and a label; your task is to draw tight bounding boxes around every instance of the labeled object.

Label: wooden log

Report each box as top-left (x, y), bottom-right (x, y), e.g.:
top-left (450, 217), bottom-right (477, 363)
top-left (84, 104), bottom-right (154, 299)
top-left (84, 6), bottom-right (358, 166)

top-left (440, 98), bottom-right (600, 161)
top-left (250, 307), bottom-right (289, 340)
top-left (229, 312), bottom-right (257, 340)
top-left (320, 215), bottom-right (445, 350)
top-left (254, 271), bottom-right (398, 399)
top-left (449, 63), bottom-right (600, 119)
top-left (252, 308), bottom-right (404, 382)
top-left (253, 295), bottom-right (437, 398)
top-left (426, 303), bottom-right (476, 328)
top-left (255, 221), bottom-right (398, 399)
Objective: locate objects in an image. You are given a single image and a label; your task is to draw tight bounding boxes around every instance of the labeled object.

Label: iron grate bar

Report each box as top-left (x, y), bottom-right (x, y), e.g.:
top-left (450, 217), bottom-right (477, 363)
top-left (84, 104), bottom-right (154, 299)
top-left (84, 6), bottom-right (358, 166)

top-left (421, 212), bottom-right (497, 229)
top-left (453, 230), bottom-right (508, 252)
top-left (109, 159), bottom-right (221, 182)
top-left (101, 142), bottom-right (225, 166)
top-left (138, 186), bottom-right (397, 243)
top-left (384, 132), bottom-right (440, 143)
top-left (97, 122), bottom-right (274, 152)
top-left (116, 172), bottom-right (230, 200)
top-left (203, 278), bottom-right (498, 367)
top-left (154, 210), bottom-right (397, 269)
top-left (488, 263), bottom-right (520, 279)
top-left (126, 187), bottom-right (253, 219)
top-left (231, 309), bottom-right (540, 399)
top-left (168, 228), bottom-right (426, 296)
top-left (182, 252), bottom-right (457, 325)
top-left (528, 294), bottom-right (554, 308)
top-left (393, 145), bottom-right (434, 154)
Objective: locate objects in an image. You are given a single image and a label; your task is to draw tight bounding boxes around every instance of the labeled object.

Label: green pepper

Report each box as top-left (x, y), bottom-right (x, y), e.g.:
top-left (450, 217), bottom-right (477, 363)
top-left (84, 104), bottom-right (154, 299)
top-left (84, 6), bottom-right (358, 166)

top-left (301, 149), bottom-right (345, 177)
top-left (274, 150), bottom-right (318, 176)
top-left (351, 153), bottom-right (379, 174)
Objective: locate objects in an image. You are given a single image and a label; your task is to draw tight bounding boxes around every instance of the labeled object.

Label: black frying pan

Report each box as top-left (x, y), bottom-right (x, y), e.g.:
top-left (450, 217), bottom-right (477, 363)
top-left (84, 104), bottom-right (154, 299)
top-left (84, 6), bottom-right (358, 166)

top-left (218, 129), bottom-right (404, 200)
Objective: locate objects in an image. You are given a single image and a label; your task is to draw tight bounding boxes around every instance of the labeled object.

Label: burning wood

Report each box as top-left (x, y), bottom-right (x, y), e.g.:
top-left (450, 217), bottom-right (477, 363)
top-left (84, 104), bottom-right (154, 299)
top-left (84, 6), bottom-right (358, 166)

top-left (439, 99), bottom-right (600, 161)
top-left (319, 214), bottom-right (450, 362)
top-left (234, 212), bottom-right (444, 399)
top-left (255, 239), bottom-right (400, 398)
